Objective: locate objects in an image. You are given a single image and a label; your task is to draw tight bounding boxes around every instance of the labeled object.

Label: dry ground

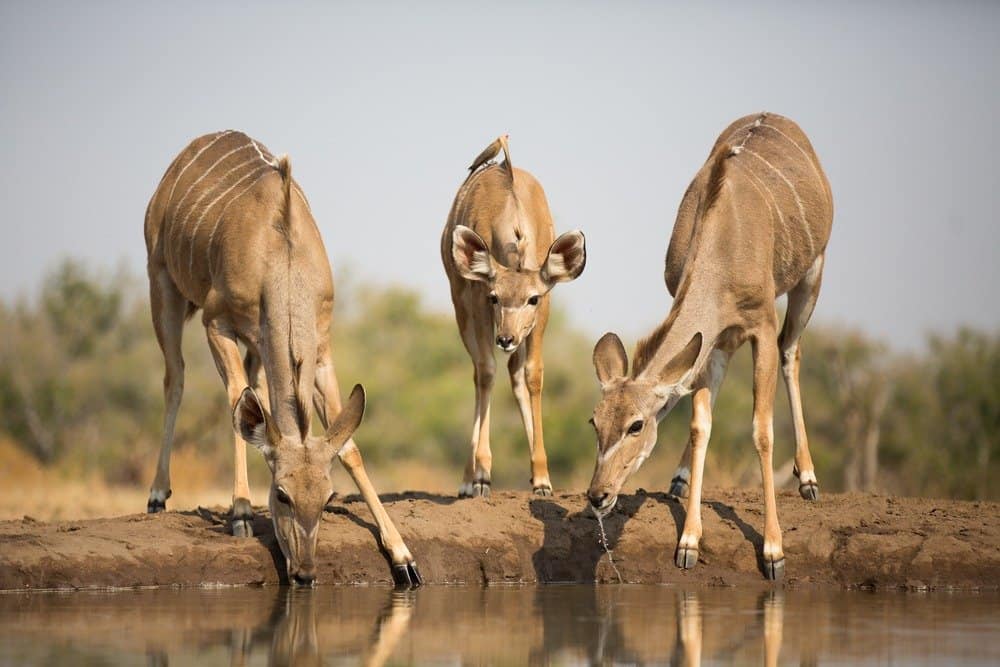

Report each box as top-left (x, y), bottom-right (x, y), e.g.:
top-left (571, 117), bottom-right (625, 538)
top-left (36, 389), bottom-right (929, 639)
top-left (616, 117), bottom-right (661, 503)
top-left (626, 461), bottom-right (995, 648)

top-left (1, 488), bottom-right (997, 591)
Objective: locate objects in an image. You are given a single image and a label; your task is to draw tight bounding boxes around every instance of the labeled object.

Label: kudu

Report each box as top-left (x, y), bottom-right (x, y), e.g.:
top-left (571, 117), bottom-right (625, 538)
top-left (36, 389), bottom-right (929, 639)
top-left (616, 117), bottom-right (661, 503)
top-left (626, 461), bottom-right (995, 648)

top-left (144, 130), bottom-right (421, 586)
top-left (442, 135), bottom-right (587, 497)
top-left (587, 113), bottom-right (832, 580)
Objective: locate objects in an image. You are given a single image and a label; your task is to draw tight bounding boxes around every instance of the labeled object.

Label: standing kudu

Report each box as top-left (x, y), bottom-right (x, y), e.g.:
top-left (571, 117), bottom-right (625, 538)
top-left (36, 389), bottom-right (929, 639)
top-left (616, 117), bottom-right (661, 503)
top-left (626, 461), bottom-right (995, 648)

top-left (442, 135), bottom-right (587, 497)
top-left (144, 130), bottom-right (421, 586)
top-left (586, 113), bottom-right (832, 580)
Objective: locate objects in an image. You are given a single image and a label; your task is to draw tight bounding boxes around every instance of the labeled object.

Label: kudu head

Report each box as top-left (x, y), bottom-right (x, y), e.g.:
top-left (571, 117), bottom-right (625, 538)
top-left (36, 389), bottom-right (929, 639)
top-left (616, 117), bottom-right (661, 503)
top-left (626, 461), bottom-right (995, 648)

top-left (451, 225), bottom-right (586, 352)
top-left (233, 384), bottom-right (367, 586)
top-left (586, 332), bottom-right (702, 516)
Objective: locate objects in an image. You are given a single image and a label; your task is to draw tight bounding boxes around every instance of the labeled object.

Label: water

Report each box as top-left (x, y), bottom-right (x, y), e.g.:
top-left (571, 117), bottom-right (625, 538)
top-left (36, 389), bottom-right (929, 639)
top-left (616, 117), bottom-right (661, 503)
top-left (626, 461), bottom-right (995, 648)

top-left (0, 585), bottom-right (997, 666)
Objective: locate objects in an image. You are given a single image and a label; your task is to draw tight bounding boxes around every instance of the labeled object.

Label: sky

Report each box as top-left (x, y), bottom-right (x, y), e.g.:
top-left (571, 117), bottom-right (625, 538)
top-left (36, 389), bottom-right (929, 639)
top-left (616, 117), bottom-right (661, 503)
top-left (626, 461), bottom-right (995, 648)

top-left (1, 1), bottom-right (998, 350)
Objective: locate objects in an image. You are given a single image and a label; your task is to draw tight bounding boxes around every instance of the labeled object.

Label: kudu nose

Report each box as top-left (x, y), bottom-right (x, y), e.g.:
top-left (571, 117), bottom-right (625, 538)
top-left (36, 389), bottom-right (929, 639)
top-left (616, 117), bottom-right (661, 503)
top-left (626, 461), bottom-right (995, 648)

top-left (291, 572), bottom-right (316, 587)
top-left (496, 335), bottom-right (515, 349)
top-left (589, 491), bottom-right (609, 509)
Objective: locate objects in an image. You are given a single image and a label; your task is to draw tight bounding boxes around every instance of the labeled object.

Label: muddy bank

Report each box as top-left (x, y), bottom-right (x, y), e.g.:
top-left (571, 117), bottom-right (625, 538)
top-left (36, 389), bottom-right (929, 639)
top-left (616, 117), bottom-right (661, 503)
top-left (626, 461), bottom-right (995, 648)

top-left (1, 489), bottom-right (997, 590)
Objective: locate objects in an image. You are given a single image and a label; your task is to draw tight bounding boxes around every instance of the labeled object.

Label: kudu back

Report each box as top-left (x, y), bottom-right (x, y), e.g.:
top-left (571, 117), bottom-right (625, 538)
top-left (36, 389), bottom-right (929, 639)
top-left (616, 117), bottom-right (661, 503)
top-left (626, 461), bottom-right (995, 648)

top-left (144, 130), bottom-right (420, 586)
top-left (442, 135), bottom-right (587, 497)
top-left (587, 113), bottom-right (833, 580)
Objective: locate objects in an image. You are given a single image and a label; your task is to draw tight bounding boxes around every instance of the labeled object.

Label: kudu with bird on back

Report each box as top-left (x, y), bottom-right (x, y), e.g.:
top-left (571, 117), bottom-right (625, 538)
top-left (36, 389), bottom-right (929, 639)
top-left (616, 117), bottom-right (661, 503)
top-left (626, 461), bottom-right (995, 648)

top-left (442, 135), bottom-right (587, 497)
top-left (144, 130), bottom-right (421, 586)
top-left (586, 113), bottom-right (833, 580)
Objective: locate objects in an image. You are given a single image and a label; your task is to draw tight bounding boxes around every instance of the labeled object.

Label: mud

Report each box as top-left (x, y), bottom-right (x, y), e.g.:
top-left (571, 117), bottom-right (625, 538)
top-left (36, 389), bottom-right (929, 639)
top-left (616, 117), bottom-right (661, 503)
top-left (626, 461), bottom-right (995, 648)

top-left (1, 489), bottom-right (997, 590)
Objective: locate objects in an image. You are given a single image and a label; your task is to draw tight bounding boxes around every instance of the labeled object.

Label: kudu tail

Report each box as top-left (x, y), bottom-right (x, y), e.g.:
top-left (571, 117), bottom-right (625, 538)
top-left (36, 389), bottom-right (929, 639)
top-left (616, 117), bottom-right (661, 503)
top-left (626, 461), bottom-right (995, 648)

top-left (275, 154), bottom-right (294, 235)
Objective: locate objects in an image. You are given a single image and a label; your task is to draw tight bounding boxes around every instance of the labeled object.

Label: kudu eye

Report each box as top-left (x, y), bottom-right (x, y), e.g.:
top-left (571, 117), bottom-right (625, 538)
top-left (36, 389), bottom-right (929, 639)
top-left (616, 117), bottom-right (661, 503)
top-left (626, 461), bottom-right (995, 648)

top-left (527, 295), bottom-right (540, 306)
top-left (489, 293), bottom-right (499, 305)
top-left (627, 420), bottom-right (644, 436)
top-left (275, 488), bottom-right (292, 505)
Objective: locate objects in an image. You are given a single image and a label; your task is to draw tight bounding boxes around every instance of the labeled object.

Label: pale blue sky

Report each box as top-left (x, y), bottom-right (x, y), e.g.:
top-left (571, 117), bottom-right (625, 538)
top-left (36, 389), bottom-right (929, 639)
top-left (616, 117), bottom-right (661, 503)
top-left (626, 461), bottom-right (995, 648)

top-left (2, 1), bottom-right (998, 349)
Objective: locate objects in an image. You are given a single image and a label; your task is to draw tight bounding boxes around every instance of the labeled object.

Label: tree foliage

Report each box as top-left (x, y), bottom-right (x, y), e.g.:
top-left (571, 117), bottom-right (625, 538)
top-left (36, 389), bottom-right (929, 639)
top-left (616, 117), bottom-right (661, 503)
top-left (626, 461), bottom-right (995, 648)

top-left (1, 259), bottom-right (997, 499)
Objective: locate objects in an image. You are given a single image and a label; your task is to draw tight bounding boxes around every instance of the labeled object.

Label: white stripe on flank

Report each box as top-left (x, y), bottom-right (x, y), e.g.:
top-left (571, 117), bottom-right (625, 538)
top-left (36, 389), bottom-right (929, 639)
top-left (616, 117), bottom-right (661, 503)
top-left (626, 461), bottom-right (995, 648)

top-left (164, 130), bottom-right (234, 215)
top-left (171, 143), bottom-right (254, 222)
top-left (759, 124), bottom-right (828, 204)
top-left (732, 160), bottom-right (792, 252)
top-left (204, 166), bottom-right (274, 270)
top-left (180, 156), bottom-right (259, 230)
top-left (185, 158), bottom-right (264, 273)
top-left (743, 149), bottom-right (814, 254)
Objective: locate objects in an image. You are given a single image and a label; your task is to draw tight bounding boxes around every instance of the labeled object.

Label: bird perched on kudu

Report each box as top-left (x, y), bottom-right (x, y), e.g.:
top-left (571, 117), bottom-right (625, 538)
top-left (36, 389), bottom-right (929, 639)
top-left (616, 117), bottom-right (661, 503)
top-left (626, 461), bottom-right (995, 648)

top-left (468, 134), bottom-right (509, 172)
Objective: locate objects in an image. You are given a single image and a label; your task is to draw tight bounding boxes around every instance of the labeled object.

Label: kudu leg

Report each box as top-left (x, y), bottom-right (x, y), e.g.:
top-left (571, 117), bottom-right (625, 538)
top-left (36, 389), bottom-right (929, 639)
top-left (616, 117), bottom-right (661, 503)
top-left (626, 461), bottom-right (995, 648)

top-left (751, 329), bottom-right (784, 580)
top-left (147, 268), bottom-right (187, 513)
top-left (675, 385), bottom-right (713, 570)
top-left (204, 319), bottom-right (255, 537)
top-left (524, 322), bottom-right (552, 495)
top-left (314, 354), bottom-right (422, 586)
top-left (779, 254), bottom-right (824, 501)
top-left (454, 303), bottom-right (496, 498)
top-left (670, 351), bottom-right (729, 499)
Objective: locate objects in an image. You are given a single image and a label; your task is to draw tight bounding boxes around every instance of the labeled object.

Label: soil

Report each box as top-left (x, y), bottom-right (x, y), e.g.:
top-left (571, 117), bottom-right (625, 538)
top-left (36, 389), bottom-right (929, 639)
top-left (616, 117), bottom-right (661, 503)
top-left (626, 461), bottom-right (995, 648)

top-left (1, 489), bottom-right (997, 591)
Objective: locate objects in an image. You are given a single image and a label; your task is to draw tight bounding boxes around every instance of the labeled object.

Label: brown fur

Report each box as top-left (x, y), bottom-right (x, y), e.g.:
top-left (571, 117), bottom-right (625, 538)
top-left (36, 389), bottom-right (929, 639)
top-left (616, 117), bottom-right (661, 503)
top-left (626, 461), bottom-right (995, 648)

top-left (442, 135), bottom-right (586, 496)
top-left (588, 113), bottom-right (833, 581)
top-left (144, 131), bottom-right (418, 584)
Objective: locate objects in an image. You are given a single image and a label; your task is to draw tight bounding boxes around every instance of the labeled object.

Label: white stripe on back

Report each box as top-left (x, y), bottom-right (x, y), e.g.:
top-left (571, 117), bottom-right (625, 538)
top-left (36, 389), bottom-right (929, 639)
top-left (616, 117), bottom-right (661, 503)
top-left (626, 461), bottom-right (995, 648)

top-left (185, 158), bottom-right (265, 273)
top-left (760, 123), bottom-right (829, 205)
top-left (743, 149), bottom-right (814, 255)
top-left (204, 166), bottom-right (275, 271)
top-left (164, 130), bottom-right (234, 215)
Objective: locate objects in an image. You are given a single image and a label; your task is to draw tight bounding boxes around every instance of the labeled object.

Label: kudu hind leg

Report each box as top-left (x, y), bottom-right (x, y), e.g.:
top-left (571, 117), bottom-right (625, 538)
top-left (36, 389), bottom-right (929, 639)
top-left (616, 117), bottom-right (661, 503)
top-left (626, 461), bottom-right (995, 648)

top-left (205, 320), bottom-right (255, 537)
top-left (147, 269), bottom-right (187, 513)
top-left (778, 255), bottom-right (824, 501)
top-left (314, 353), bottom-right (422, 586)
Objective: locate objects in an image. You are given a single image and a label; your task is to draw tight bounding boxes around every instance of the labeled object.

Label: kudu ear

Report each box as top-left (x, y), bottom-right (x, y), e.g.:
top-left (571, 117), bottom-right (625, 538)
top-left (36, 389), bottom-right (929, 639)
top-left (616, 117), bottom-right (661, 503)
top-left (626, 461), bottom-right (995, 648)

top-left (325, 384), bottom-right (366, 453)
top-left (452, 226), bottom-right (495, 283)
top-left (541, 230), bottom-right (586, 285)
top-left (233, 387), bottom-right (281, 460)
top-left (656, 332), bottom-right (703, 388)
top-left (593, 332), bottom-right (628, 387)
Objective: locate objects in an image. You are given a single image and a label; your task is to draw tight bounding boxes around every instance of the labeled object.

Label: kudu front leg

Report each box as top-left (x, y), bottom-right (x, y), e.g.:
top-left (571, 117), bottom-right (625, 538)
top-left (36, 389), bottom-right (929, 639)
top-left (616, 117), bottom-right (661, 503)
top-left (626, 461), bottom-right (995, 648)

top-left (314, 356), bottom-right (422, 587)
top-left (205, 320), bottom-right (255, 537)
top-left (524, 331), bottom-right (552, 495)
top-left (460, 357), bottom-right (495, 498)
top-left (752, 331), bottom-right (784, 580)
top-left (675, 386), bottom-right (712, 570)
top-left (147, 269), bottom-right (187, 514)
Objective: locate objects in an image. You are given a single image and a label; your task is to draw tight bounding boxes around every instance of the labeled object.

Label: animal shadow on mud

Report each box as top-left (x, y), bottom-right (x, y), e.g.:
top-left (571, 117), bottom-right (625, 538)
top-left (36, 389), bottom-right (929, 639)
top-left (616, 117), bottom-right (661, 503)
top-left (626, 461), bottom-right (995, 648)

top-left (647, 492), bottom-right (771, 577)
top-left (187, 506), bottom-right (288, 582)
top-left (529, 495), bottom-right (647, 582)
top-left (707, 500), bottom-right (769, 577)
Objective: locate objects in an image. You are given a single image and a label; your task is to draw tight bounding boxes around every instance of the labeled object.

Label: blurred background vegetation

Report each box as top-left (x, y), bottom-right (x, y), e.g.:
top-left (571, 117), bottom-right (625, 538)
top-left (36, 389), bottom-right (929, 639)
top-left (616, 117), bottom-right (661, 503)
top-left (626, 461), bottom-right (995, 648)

top-left (0, 259), bottom-right (997, 520)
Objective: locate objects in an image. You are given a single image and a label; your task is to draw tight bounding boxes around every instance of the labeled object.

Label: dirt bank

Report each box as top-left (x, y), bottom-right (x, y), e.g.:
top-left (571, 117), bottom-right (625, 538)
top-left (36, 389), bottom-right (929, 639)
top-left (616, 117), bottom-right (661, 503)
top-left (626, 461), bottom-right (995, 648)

top-left (1, 489), bottom-right (997, 590)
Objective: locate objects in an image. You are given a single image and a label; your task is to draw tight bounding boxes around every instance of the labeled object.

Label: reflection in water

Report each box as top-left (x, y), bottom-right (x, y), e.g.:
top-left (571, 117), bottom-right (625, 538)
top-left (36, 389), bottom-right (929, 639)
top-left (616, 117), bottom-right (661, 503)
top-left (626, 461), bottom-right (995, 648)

top-left (0, 585), bottom-right (997, 665)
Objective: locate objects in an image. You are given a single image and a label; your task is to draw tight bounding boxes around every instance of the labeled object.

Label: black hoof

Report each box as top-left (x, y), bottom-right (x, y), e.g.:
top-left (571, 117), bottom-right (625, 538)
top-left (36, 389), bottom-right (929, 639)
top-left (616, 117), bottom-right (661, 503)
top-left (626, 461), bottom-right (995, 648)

top-left (392, 562), bottom-right (423, 588)
top-left (231, 517), bottom-right (254, 538)
top-left (764, 557), bottom-right (785, 581)
top-left (146, 489), bottom-right (171, 514)
top-left (675, 546), bottom-right (698, 569)
top-left (473, 480), bottom-right (491, 498)
top-left (668, 477), bottom-right (689, 499)
top-left (147, 499), bottom-right (166, 514)
top-left (799, 482), bottom-right (819, 501)
top-left (533, 485), bottom-right (552, 497)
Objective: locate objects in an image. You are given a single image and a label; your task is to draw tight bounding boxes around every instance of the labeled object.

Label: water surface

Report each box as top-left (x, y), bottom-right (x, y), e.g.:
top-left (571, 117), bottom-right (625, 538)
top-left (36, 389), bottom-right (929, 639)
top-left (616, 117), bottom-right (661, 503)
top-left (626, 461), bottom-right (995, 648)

top-left (0, 585), bottom-right (996, 665)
